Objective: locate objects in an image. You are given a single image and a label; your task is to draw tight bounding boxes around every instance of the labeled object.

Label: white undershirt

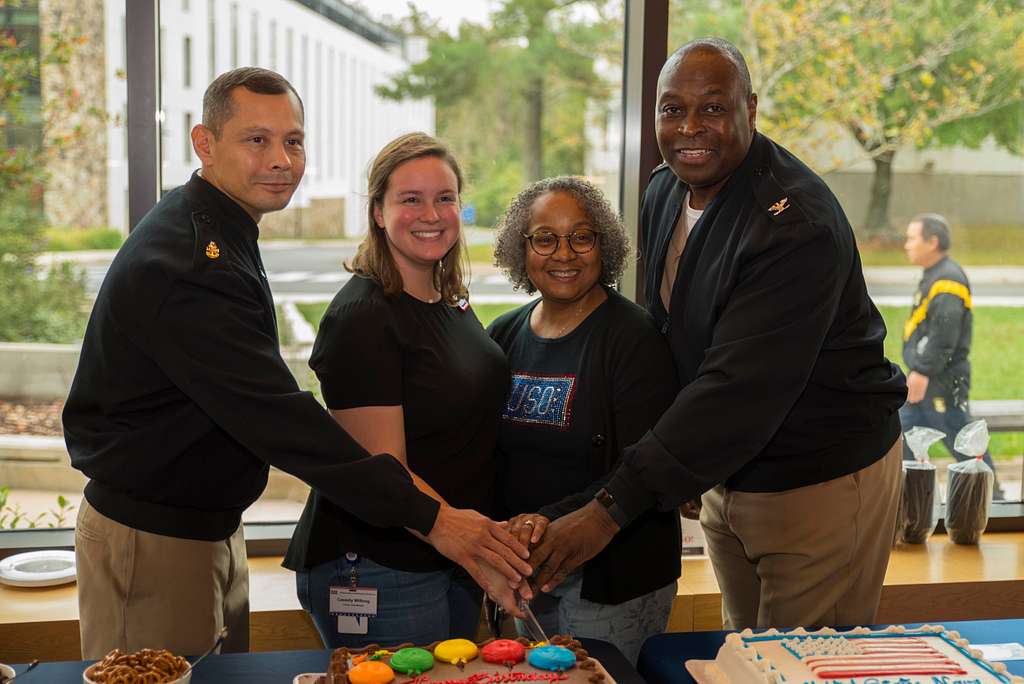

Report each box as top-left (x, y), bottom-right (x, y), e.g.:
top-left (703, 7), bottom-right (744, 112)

top-left (660, 191), bottom-right (705, 312)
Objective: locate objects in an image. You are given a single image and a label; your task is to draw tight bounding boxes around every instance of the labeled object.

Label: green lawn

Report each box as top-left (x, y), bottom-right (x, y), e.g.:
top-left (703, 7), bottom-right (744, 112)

top-left (44, 227), bottom-right (124, 251)
top-left (466, 242), bottom-right (497, 265)
top-left (860, 224), bottom-right (1024, 266)
top-left (296, 301), bottom-right (1022, 459)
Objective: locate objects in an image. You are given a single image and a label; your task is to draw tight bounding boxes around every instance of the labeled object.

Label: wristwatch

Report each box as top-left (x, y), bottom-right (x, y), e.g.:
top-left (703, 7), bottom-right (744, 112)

top-left (594, 488), bottom-right (629, 529)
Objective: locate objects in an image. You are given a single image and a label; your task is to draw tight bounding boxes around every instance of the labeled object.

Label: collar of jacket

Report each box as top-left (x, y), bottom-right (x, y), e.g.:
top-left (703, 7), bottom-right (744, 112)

top-left (185, 170), bottom-right (261, 241)
top-left (923, 254), bottom-right (950, 276)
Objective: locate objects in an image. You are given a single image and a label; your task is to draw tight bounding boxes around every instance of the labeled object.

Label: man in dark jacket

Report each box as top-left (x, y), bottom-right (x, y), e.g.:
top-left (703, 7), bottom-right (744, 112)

top-left (528, 39), bottom-right (907, 630)
top-left (63, 67), bottom-right (530, 659)
top-left (901, 213), bottom-right (1003, 498)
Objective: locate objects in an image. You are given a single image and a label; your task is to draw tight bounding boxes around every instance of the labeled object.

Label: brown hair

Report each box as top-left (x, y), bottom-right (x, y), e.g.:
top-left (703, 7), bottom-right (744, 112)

top-left (202, 67), bottom-right (304, 137)
top-left (348, 132), bottom-right (469, 304)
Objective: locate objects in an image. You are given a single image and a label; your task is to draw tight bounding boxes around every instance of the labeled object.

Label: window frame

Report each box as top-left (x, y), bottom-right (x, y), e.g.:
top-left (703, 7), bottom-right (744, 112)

top-left (3, 0), bottom-right (1021, 559)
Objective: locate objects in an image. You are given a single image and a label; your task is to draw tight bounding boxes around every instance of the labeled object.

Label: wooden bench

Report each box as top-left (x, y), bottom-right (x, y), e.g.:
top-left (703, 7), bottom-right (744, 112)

top-left (667, 531), bottom-right (1024, 632)
top-left (971, 400), bottom-right (1024, 432)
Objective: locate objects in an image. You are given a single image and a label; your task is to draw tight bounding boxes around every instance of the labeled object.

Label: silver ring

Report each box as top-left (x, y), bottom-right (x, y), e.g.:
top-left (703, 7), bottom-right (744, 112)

top-left (523, 520), bottom-right (535, 527)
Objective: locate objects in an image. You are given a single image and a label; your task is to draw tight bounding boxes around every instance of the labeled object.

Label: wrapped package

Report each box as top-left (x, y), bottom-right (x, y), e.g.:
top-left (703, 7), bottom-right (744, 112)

top-left (946, 420), bottom-right (994, 545)
top-left (900, 462), bottom-right (939, 544)
top-left (896, 426), bottom-right (944, 544)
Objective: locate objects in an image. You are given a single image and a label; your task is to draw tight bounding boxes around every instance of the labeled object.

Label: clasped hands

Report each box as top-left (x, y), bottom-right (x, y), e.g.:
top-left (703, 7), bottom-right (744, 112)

top-left (427, 501), bottom-right (619, 617)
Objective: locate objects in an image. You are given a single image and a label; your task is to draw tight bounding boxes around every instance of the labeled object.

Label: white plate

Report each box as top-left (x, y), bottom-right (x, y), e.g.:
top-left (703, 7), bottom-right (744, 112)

top-left (294, 674), bottom-right (325, 684)
top-left (0, 550), bottom-right (77, 587)
top-left (1, 663), bottom-right (16, 682)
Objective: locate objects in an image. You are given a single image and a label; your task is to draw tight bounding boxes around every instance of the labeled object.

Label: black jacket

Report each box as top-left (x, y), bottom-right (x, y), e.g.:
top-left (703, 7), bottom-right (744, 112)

top-left (902, 255), bottom-right (973, 404)
top-left (488, 287), bottom-right (681, 605)
top-left (605, 133), bottom-right (907, 522)
top-left (63, 173), bottom-right (440, 541)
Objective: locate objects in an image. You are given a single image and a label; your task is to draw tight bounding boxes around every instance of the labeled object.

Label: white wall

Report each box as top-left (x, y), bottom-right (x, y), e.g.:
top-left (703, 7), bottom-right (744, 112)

top-left (105, 0), bottom-right (434, 236)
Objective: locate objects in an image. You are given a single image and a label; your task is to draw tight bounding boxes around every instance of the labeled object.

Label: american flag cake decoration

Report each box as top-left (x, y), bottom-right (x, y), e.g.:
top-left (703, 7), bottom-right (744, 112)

top-left (700, 625), bottom-right (1024, 684)
top-left (781, 634), bottom-right (968, 679)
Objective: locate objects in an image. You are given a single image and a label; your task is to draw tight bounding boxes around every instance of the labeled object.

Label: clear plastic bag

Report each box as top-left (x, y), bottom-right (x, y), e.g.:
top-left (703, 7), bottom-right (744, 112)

top-left (896, 427), bottom-right (944, 544)
top-left (899, 462), bottom-right (939, 544)
top-left (945, 420), bottom-right (994, 545)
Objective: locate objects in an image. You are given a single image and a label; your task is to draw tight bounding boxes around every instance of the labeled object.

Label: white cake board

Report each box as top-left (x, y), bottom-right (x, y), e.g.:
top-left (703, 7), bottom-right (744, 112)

top-left (685, 659), bottom-right (716, 684)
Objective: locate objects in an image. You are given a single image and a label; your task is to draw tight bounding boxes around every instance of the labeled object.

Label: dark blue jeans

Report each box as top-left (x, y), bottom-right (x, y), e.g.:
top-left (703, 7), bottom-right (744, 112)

top-left (899, 399), bottom-right (1004, 499)
top-left (296, 554), bottom-right (483, 649)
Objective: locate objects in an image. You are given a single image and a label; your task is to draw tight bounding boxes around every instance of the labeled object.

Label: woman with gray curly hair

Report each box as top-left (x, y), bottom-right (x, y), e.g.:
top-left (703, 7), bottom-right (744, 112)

top-left (487, 176), bottom-right (682, 664)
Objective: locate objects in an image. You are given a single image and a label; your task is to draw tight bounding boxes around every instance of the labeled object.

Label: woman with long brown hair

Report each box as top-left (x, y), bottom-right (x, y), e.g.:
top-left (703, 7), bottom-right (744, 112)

top-left (283, 132), bottom-right (511, 647)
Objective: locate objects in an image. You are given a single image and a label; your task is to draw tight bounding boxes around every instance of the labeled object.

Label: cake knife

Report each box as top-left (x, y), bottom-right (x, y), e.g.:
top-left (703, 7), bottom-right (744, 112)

top-left (518, 594), bottom-right (550, 644)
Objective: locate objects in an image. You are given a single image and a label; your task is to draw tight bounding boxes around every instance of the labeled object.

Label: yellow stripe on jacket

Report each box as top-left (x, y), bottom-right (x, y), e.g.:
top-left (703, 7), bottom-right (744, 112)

top-left (903, 279), bottom-right (973, 341)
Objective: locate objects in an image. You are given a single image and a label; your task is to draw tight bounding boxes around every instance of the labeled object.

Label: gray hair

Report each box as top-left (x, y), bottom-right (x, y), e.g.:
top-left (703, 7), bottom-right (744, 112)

top-left (493, 176), bottom-right (630, 294)
top-left (913, 213), bottom-right (951, 251)
top-left (663, 37), bottom-right (753, 97)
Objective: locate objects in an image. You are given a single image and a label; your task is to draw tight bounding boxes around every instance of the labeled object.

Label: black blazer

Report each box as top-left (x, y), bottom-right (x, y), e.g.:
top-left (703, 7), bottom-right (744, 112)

top-left (604, 133), bottom-right (907, 523)
top-left (64, 172), bottom-right (439, 541)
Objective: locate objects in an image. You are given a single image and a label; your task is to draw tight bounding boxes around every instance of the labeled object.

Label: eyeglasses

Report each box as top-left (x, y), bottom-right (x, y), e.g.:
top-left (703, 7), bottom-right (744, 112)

top-left (523, 229), bottom-right (599, 256)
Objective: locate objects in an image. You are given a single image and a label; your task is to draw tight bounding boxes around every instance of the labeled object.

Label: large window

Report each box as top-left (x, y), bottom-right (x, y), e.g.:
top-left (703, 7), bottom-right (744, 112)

top-left (0, 0), bottom-right (627, 534)
top-left (4, 0), bottom-right (1015, 543)
top-left (0, 0), bottom-right (129, 533)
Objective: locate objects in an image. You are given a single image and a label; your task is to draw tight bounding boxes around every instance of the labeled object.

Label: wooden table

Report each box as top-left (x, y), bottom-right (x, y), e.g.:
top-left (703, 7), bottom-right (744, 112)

top-left (4, 533), bottom-right (1024, 664)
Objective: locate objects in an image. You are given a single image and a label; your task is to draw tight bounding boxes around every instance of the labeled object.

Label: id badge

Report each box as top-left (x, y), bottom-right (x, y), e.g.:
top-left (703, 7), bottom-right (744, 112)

top-left (330, 585), bottom-right (378, 634)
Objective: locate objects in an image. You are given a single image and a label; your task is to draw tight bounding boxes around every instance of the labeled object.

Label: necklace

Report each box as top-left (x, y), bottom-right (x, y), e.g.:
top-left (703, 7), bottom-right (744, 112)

top-left (552, 300), bottom-right (587, 338)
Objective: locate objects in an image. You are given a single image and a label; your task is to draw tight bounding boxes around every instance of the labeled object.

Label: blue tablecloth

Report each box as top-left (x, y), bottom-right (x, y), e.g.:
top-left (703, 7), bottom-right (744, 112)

top-left (10, 637), bottom-right (642, 684)
top-left (636, 619), bottom-right (1024, 684)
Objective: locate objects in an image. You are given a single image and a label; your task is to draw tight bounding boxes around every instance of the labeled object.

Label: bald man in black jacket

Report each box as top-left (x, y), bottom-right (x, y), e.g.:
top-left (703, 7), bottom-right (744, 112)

top-left (528, 39), bottom-right (907, 630)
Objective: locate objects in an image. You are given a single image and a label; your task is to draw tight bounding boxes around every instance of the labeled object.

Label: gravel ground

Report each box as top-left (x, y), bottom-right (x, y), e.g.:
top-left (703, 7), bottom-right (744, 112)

top-left (0, 399), bottom-right (64, 436)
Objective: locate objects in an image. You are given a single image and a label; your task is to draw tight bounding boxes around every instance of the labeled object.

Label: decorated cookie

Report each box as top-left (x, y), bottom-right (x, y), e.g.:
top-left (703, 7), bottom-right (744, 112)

top-left (481, 639), bottom-right (526, 665)
top-left (434, 638), bottom-right (480, 665)
top-left (528, 645), bottom-right (576, 672)
top-left (348, 659), bottom-right (395, 684)
top-left (390, 647), bottom-right (435, 674)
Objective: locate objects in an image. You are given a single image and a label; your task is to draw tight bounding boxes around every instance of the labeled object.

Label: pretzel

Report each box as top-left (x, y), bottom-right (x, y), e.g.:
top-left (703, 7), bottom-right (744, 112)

top-left (85, 648), bottom-right (190, 684)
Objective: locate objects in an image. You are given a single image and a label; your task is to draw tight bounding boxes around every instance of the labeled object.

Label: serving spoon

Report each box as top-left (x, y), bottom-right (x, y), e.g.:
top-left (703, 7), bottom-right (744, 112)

top-left (185, 627), bottom-right (228, 675)
top-left (7, 660), bottom-right (39, 681)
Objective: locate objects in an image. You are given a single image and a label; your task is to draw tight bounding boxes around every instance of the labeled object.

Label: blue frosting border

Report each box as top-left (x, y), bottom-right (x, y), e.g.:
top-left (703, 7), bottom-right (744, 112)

top-left (739, 630), bottom-right (1009, 684)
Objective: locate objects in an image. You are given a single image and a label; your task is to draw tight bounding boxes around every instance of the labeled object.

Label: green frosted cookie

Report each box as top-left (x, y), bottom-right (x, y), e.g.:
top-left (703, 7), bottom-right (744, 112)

top-left (390, 647), bottom-right (435, 674)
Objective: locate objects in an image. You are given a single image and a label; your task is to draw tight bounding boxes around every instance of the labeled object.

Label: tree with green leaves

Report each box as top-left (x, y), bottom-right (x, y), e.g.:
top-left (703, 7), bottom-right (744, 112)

top-left (0, 2), bottom-right (88, 343)
top-left (671, 0), bottom-right (1024, 239)
top-left (378, 0), bottom-right (619, 225)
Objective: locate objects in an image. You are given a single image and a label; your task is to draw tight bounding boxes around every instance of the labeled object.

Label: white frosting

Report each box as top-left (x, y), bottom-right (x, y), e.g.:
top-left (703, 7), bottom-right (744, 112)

top-left (708, 625), bottom-right (1024, 684)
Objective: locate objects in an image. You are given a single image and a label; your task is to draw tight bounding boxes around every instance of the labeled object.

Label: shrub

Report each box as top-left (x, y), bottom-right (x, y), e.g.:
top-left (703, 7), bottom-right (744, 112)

top-left (0, 190), bottom-right (89, 343)
top-left (45, 226), bottom-right (124, 251)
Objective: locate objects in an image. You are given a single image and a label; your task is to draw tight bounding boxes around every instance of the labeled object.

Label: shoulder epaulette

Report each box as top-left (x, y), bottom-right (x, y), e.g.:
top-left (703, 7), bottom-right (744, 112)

top-left (191, 209), bottom-right (227, 269)
top-left (649, 161), bottom-right (670, 177)
top-left (751, 164), bottom-right (804, 226)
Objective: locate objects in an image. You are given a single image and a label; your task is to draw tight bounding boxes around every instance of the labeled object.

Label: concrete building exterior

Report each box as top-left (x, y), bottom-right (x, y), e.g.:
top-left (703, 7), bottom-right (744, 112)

top-left (43, 0), bottom-right (433, 237)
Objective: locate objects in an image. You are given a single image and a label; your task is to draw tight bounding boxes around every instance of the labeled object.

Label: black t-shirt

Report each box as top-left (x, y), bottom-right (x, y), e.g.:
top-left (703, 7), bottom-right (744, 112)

top-left (493, 299), bottom-right (608, 517)
top-left (283, 276), bottom-right (509, 572)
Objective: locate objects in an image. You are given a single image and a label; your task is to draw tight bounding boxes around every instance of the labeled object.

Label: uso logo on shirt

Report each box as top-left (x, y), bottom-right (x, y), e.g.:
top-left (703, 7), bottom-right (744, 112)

top-left (502, 373), bottom-right (576, 429)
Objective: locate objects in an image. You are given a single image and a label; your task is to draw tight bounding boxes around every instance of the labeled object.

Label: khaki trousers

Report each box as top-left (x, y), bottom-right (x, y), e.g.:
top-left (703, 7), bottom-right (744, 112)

top-left (75, 498), bottom-right (250, 659)
top-left (699, 439), bottom-right (902, 630)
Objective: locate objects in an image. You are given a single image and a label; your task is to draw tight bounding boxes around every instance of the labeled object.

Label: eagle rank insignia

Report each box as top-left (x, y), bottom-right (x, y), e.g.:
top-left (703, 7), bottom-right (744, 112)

top-left (769, 197), bottom-right (790, 216)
